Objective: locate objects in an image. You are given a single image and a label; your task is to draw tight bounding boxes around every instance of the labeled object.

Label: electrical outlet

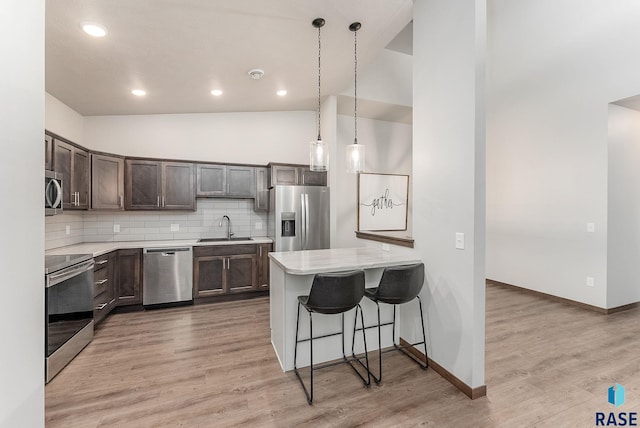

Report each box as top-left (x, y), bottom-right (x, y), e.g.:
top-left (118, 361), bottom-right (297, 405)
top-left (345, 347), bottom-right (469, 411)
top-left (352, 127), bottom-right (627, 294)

top-left (170, 224), bottom-right (179, 232)
top-left (586, 276), bottom-right (595, 287)
top-left (113, 224), bottom-right (120, 233)
top-left (382, 243), bottom-right (390, 252)
top-left (587, 223), bottom-right (595, 233)
top-left (455, 233), bottom-right (465, 250)
top-left (255, 222), bottom-right (263, 230)
top-left (65, 225), bottom-right (70, 235)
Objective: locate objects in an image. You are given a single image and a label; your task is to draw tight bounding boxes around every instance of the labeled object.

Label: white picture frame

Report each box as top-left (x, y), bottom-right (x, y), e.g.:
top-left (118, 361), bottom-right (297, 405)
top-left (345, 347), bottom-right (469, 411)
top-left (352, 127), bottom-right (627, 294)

top-left (357, 173), bottom-right (409, 231)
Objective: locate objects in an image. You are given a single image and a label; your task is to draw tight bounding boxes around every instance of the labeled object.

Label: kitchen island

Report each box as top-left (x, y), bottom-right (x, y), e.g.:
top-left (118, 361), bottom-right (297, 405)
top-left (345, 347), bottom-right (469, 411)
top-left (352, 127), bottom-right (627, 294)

top-left (268, 247), bottom-right (423, 371)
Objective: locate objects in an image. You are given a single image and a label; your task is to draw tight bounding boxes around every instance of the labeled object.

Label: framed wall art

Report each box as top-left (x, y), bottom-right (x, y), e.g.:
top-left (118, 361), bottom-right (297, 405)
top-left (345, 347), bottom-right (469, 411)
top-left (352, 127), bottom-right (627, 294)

top-left (357, 172), bottom-right (409, 231)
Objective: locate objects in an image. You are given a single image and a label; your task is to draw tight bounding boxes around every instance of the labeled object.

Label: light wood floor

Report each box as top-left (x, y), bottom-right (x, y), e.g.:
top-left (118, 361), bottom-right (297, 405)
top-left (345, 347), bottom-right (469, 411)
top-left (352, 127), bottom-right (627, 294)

top-left (46, 284), bottom-right (640, 427)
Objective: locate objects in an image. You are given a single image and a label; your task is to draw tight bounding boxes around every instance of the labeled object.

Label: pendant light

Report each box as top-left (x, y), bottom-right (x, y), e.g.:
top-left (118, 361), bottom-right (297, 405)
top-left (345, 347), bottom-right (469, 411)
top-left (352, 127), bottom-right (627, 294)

top-left (309, 18), bottom-right (328, 172)
top-left (346, 22), bottom-right (365, 174)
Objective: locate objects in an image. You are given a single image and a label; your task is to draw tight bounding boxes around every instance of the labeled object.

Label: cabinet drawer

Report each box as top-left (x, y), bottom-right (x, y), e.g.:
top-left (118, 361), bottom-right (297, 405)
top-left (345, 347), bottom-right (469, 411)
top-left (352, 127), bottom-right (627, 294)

top-left (194, 244), bottom-right (257, 257)
top-left (94, 254), bottom-right (111, 270)
top-left (94, 275), bottom-right (110, 297)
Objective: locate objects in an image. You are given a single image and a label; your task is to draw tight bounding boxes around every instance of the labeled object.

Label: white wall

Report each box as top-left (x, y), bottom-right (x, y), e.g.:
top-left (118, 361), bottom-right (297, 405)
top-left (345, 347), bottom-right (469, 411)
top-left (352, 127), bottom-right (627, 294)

top-left (0, 1), bottom-right (45, 427)
top-left (607, 104), bottom-right (640, 307)
top-left (84, 111), bottom-right (316, 165)
top-left (341, 49), bottom-right (413, 107)
top-left (333, 115), bottom-right (413, 249)
top-left (412, 0), bottom-right (486, 389)
top-left (45, 93), bottom-right (84, 144)
top-left (486, 0), bottom-right (640, 308)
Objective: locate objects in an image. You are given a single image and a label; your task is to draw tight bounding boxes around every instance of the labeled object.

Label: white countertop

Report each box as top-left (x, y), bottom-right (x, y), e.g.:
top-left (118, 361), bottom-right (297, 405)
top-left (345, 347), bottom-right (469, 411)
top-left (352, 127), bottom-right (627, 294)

top-left (268, 247), bottom-right (422, 275)
top-left (46, 237), bottom-right (272, 257)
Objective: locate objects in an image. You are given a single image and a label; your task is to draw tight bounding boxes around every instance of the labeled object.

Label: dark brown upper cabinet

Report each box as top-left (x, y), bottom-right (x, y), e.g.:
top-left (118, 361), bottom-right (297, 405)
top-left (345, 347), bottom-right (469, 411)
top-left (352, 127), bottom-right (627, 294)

top-left (125, 159), bottom-right (195, 210)
top-left (92, 153), bottom-right (125, 210)
top-left (53, 139), bottom-right (90, 210)
top-left (254, 167), bottom-right (269, 212)
top-left (267, 163), bottom-right (327, 188)
top-left (196, 164), bottom-right (255, 198)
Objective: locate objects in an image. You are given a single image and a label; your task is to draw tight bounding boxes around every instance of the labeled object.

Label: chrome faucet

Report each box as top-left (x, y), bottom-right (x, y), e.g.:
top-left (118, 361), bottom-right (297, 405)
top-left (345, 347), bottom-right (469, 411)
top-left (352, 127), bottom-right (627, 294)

top-left (219, 215), bottom-right (233, 239)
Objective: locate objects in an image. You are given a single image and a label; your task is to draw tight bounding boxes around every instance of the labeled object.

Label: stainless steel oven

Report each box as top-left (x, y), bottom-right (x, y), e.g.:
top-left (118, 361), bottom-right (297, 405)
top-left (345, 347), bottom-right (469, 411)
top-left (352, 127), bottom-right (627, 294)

top-left (45, 254), bottom-right (94, 383)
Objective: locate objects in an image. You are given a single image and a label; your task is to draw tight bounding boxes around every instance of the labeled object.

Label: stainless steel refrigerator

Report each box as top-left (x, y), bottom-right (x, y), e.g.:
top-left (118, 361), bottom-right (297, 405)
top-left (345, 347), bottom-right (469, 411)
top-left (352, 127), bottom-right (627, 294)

top-left (268, 185), bottom-right (330, 252)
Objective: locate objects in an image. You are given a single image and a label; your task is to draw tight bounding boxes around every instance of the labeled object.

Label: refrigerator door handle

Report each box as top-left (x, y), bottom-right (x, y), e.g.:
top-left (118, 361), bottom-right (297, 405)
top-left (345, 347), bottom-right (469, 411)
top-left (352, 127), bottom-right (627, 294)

top-left (305, 193), bottom-right (310, 250)
top-left (300, 193), bottom-right (306, 250)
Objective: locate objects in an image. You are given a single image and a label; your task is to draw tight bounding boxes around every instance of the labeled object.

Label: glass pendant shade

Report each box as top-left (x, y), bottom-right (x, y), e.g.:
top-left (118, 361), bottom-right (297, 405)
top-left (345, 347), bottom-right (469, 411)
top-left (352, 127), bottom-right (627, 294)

top-left (310, 139), bottom-right (328, 172)
top-left (346, 143), bottom-right (365, 174)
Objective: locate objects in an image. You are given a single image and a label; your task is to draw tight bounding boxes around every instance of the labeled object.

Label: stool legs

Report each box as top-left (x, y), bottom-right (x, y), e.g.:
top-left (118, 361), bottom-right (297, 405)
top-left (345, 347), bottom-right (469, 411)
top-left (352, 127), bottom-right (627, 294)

top-left (294, 303), bottom-right (370, 405)
top-left (359, 297), bottom-right (429, 384)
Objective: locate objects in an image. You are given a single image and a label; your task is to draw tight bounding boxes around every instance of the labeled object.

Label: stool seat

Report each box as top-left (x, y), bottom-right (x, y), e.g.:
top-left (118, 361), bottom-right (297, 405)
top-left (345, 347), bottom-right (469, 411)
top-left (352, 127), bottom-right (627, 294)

top-left (294, 270), bottom-right (370, 404)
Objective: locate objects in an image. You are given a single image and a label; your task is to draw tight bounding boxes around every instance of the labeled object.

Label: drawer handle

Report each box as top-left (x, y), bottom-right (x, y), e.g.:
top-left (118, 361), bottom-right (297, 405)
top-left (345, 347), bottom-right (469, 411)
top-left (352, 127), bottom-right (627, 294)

top-left (95, 279), bottom-right (108, 285)
top-left (95, 303), bottom-right (108, 310)
top-left (96, 260), bottom-right (108, 265)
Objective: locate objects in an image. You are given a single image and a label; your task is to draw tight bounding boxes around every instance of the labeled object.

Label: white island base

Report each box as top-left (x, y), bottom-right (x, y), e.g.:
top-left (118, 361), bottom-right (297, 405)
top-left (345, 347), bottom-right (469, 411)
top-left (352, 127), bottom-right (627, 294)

top-left (268, 247), bottom-right (423, 371)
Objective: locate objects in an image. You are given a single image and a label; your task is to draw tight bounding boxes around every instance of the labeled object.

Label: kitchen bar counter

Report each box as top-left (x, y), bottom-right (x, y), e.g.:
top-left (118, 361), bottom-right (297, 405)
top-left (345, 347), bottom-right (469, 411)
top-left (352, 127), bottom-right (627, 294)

top-left (46, 237), bottom-right (272, 257)
top-left (268, 247), bottom-right (421, 275)
top-left (268, 247), bottom-right (422, 371)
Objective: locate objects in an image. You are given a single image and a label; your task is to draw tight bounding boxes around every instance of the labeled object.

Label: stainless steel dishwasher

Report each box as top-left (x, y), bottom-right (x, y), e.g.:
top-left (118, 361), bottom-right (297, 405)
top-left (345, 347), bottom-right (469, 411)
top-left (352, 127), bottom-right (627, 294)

top-left (143, 247), bottom-right (193, 306)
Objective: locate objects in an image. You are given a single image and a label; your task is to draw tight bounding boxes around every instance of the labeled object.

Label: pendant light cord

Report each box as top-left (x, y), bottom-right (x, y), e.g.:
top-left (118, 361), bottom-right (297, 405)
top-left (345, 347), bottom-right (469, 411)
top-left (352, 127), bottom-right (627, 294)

top-left (353, 28), bottom-right (358, 145)
top-left (317, 23), bottom-right (322, 141)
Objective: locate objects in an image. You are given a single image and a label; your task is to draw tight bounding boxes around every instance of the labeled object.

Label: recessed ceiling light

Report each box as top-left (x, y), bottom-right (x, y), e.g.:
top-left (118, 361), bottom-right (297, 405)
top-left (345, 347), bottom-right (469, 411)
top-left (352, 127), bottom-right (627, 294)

top-left (81, 23), bottom-right (107, 37)
top-left (131, 89), bottom-right (146, 96)
top-left (211, 89), bottom-right (223, 96)
top-left (276, 90), bottom-right (287, 97)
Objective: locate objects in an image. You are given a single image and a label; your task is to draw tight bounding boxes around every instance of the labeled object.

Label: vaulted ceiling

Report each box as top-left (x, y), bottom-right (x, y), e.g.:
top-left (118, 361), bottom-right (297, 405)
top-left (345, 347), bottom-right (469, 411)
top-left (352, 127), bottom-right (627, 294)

top-left (46, 0), bottom-right (413, 116)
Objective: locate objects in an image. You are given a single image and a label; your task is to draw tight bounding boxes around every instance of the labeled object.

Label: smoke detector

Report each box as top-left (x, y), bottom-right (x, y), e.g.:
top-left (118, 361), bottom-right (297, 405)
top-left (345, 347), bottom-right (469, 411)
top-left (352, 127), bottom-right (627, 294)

top-left (248, 69), bottom-right (265, 80)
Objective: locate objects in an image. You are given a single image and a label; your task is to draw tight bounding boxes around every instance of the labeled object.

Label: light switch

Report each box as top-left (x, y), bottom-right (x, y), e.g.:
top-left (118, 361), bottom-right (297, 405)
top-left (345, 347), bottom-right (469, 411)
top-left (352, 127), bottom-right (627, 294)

top-left (587, 223), bottom-right (595, 233)
top-left (586, 276), bottom-right (594, 287)
top-left (255, 222), bottom-right (263, 230)
top-left (382, 243), bottom-right (390, 252)
top-left (170, 224), bottom-right (179, 232)
top-left (455, 233), bottom-right (465, 250)
top-left (113, 224), bottom-right (120, 233)
top-left (65, 225), bottom-right (70, 235)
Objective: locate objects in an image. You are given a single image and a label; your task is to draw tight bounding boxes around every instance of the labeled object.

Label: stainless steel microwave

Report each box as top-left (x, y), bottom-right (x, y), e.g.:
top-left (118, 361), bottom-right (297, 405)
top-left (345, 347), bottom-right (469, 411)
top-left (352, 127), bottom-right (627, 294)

top-left (45, 170), bottom-right (63, 216)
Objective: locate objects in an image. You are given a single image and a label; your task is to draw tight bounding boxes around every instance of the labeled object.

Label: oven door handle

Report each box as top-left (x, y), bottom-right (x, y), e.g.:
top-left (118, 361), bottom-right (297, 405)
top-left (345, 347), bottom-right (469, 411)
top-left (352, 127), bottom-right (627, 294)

top-left (46, 259), bottom-right (95, 288)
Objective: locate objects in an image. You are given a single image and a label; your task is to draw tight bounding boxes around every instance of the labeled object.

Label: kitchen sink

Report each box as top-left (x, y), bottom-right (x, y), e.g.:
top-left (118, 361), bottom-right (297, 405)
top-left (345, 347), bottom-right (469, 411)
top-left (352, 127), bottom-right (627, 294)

top-left (197, 237), bottom-right (253, 243)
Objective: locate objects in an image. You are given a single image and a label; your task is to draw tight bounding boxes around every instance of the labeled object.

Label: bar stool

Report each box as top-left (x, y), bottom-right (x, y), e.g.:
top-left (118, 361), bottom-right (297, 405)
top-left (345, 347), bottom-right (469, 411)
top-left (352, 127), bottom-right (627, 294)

top-left (294, 270), bottom-right (370, 404)
top-left (357, 263), bottom-right (428, 383)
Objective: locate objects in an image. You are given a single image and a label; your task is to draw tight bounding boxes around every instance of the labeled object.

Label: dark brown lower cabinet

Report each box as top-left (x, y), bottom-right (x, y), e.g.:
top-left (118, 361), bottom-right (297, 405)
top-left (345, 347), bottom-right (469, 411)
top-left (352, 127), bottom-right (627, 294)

top-left (257, 243), bottom-right (272, 290)
top-left (93, 251), bottom-right (117, 325)
top-left (116, 249), bottom-right (142, 305)
top-left (193, 244), bottom-right (258, 298)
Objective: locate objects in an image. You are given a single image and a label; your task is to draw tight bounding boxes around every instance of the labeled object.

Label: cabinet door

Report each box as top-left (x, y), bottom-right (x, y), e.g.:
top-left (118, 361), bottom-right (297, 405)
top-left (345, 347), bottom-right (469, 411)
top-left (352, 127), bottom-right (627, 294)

top-left (117, 249), bottom-right (142, 305)
top-left (227, 166), bottom-right (255, 197)
top-left (125, 159), bottom-right (161, 210)
top-left (257, 243), bottom-right (271, 289)
top-left (92, 154), bottom-right (124, 210)
top-left (163, 162), bottom-right (195, 210)
top-left (194, 256), bottom-right (226, 297)
top-left (53, 140), bottom-right (73, 208)
top-left (45, 134), bottom-right (53, 171)
top-left (73, 147), bottom-right (91, 209)
top-left (254, 167), bottom-right (269, 211)
top-left (196, 164), bottom-right (226, 196)
top-left (298, 168), bottom-right (327, 186)
top-left (226, 254), bottom-right (257, 293)
top-left (270, 165), bottom-right (297, 187)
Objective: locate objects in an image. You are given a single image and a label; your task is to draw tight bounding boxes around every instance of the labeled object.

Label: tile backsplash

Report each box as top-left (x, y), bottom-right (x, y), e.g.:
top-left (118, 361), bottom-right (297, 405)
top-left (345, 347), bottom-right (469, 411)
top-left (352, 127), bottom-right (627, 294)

top-left (45, 199), bottom-right (267, 250)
